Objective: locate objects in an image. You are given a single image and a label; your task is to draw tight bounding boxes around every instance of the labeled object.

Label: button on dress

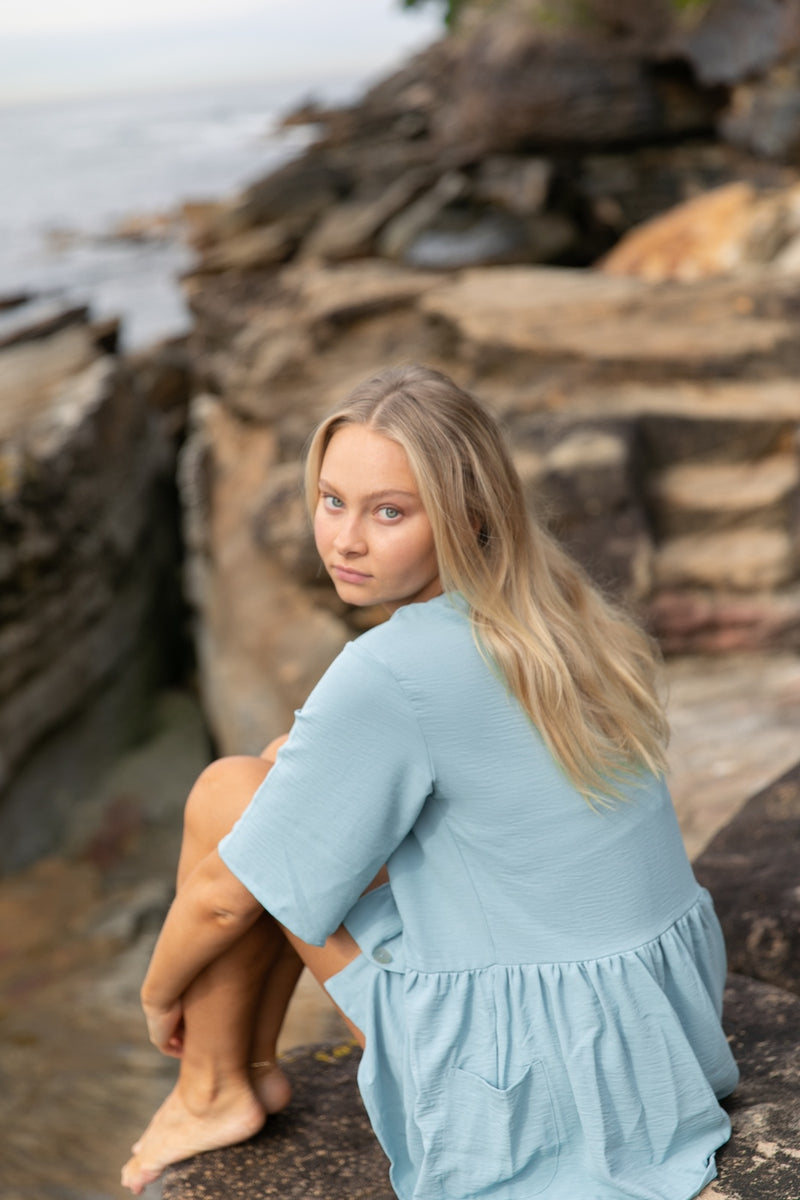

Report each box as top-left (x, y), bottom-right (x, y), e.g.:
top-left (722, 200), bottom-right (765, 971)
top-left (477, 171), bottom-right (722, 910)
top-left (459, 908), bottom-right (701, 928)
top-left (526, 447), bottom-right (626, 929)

top-left (220, 593), bottom-right (738, 1200)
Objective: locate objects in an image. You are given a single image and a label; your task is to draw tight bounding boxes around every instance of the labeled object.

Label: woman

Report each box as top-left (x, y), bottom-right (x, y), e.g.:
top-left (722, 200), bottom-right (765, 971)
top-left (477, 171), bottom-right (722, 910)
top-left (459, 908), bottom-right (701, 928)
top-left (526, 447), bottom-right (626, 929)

top-left (123, 364), bottom-right (737, 1198)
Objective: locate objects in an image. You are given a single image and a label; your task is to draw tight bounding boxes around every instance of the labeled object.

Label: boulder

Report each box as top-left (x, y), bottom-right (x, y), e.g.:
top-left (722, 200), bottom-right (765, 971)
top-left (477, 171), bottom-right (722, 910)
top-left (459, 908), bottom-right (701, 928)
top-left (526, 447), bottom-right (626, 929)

top-left (673, 0), bottom-right (799, 88)
top-left (712, 973), bottom-right (800, 1199)
top-left (601, 181), bottom-right (800, 281)
top-left (434, 19), bottom-right (719, 155)
top-left (694, 760), bottom-right (800, 997)
top-left (178, 395), bottom-right (348, 755)
top-left (720, 62), bottom-right (800, 161)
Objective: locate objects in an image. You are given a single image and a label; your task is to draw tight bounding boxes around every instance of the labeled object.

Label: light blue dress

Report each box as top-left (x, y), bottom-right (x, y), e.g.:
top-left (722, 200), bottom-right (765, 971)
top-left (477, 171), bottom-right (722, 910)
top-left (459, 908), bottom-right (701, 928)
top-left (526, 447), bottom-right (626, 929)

top-left (220, 593), bottom-right (738, 1200)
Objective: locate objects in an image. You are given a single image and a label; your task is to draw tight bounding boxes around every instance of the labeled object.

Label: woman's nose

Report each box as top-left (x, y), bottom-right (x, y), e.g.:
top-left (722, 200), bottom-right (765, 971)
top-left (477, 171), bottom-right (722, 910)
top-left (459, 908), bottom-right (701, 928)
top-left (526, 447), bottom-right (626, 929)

top-left (333, 516), bottom-right (366, 555)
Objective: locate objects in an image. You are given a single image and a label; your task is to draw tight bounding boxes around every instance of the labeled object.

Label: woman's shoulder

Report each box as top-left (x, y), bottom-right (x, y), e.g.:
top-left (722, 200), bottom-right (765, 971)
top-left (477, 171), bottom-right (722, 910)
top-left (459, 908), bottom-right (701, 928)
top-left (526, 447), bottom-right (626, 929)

top-left (355, 592), bottom-right (471, 661)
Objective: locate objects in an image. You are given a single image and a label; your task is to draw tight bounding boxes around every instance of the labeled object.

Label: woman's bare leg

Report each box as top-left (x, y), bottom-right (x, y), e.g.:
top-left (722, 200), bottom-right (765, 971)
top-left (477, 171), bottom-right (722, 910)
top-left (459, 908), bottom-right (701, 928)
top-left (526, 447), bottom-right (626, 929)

top-left (121, 751), bottom-right (368, 1194)
top-left (122, 756), bottom-right (295, 1193)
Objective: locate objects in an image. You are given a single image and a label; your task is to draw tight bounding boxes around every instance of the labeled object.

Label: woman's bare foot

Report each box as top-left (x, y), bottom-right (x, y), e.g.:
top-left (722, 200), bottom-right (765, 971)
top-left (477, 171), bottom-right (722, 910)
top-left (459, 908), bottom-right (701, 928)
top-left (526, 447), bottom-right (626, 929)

top-left (250, 1060), bottom-right (292, 1114)
top-left (121, 1080), bottom-right (265, 1195)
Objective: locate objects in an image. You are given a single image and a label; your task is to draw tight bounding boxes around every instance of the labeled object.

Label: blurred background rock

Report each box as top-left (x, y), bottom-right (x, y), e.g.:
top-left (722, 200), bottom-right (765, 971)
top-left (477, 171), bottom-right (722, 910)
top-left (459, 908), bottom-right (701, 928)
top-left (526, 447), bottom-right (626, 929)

top-left (2, 1), bottom-right (800, 1196)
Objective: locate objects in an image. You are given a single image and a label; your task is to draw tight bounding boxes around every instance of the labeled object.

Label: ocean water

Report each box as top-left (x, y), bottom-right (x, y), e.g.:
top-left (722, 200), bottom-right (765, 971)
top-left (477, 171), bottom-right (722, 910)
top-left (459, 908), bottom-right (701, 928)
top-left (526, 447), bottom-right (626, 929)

top-left (0, 78), bottom-right (358, 349)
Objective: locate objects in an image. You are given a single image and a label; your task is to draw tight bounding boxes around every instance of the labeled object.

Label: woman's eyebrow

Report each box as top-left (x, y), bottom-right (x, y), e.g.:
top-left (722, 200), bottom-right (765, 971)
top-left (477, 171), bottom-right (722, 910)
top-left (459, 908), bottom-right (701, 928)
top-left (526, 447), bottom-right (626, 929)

top-left (318, 478), bottom-right (418, 502)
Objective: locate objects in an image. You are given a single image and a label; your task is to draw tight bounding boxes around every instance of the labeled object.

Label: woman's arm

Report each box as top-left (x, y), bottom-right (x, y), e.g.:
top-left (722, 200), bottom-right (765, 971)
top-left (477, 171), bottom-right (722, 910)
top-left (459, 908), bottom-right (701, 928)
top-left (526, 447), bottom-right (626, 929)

top-left (140, 847), bottom-right (264, 1052)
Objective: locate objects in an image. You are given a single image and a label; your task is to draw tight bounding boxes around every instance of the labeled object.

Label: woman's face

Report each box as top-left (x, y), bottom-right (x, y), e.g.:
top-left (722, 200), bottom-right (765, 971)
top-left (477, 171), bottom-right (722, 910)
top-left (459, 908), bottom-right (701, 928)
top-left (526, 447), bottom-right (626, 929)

top-left (314, 423), bottom-right (442, 613)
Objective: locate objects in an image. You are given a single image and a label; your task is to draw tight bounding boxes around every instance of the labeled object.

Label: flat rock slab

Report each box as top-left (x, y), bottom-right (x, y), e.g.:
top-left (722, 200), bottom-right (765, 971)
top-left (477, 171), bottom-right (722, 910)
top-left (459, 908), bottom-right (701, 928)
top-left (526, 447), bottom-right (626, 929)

top-left (164, 971), bottom-right (800, 1199)
top-left (694, 759), bottom-right (800, 996)
top-left (714, 974), bottom-right (800, 1200)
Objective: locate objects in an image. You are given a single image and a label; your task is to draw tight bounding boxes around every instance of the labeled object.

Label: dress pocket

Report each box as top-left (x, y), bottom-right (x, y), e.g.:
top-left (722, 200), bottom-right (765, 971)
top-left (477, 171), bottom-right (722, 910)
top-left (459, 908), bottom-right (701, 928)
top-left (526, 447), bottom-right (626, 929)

top-left (440, 1060), bottom-right (559, 1197)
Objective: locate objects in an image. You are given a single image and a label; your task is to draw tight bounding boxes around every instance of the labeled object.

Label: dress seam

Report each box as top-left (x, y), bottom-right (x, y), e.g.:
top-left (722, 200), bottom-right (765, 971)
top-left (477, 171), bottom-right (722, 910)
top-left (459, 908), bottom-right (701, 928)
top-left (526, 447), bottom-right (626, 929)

top-left (349, 639), bottom-right (437, 792)
top-left (398, 884), bottom-right (707, 975)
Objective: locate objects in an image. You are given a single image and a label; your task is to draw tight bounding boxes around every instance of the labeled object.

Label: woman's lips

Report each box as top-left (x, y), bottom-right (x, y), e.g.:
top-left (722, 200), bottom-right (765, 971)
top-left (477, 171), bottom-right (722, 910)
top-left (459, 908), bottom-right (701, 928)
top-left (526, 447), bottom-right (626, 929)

top-left (332, 565), bottom-right (371, 584)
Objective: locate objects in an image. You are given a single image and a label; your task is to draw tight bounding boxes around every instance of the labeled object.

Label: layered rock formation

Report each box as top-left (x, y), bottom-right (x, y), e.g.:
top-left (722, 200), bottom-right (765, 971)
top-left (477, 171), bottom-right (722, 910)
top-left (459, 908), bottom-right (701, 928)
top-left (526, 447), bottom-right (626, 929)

top-left (179, 255), bottom-right (800, 753)
top-left (5, 0), bottom-right (800, 793)
top-left (167, 0), bottom-right (800, 754)
top-left (0, 302), bottom-right (191, 869)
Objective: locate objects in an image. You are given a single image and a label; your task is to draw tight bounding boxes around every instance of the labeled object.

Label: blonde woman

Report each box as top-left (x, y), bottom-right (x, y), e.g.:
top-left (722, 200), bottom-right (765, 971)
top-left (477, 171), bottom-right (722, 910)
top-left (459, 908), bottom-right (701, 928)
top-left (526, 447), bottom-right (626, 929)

top-left (123, 365), bottom-right (737, 1199)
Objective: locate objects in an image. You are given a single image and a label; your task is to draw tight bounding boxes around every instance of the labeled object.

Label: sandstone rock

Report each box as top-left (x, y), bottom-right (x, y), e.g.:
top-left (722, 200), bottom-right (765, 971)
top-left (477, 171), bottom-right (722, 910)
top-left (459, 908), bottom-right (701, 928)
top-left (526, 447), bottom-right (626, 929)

top-left (435, 18), bottom-right (719, 155)
top-left (178, 395), bottom-right (348, 755)
top-left (647, 455), bottom-right (799, 537)
top-left (125, 339), bottom-right (193, 440)
top-left (0, 300), bottom-right (91, 350)
top-left (250, 460), bottom-right (320, 584)
top-left (0, 323), bottom-right (99, 438)
top-left (180, 199), bottom-right (232, 249)
top-left (290, 260), bottom-right (446, 334)
top-left (212, 154), bottom-right (352, 240)
top-left (579, 142), bottom-right (795, 256)
top-left (653, 528), bottom-right (796, 592)
top-left (301, 168), bottom-right (434, 261)
top-left (0, 317), bottom-right (183, 870)
top-left (636, 410), bottom-right (797, 467)
top-left (193, 223), bottom-right (296, 274)
top-left (649, 587), bottom-right (800, 654)
top-left (513, 419), bottom-right (652, 597)
top-left (720, 62), bottom-right (800, 161)
top-left (600, 182), bottom-right (800, 281)
top-left (774, 230), bottom-right (800, 271)
top-left (694, 759), bottom-right (800, 995)
top-left (569, 378), bottom-right (800, 423)
top-left (473, 155), bottom-right (552, 217)
top-left (199, 263), bottom-right (446, 426)
top-left (674, 0), bottom-right (798, 88)
top-left (419, 266), bottom-right (800, 371)
top-left (377, 171), bottom-right (469, 260)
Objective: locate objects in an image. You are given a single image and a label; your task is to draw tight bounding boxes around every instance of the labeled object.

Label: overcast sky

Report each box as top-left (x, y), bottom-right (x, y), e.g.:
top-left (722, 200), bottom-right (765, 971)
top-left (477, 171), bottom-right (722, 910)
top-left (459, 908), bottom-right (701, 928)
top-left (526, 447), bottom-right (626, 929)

top-left (0, 1), bottom-right (442, 105)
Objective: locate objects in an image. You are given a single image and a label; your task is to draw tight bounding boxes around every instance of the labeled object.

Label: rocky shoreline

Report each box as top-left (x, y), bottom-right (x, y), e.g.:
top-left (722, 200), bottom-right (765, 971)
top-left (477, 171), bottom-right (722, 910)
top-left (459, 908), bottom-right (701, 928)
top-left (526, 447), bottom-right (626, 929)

top-left (2, 2), bottom-right (800, 1195)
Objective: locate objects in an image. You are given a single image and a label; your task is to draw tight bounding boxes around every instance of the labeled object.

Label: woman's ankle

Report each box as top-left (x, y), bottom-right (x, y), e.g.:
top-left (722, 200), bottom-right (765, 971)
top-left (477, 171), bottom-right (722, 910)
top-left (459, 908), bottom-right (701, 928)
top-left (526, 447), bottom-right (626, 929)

top-left (177, 1062), bottom-right (259, 1116)
top-left (249, 1059), bottom-right (293, 1114)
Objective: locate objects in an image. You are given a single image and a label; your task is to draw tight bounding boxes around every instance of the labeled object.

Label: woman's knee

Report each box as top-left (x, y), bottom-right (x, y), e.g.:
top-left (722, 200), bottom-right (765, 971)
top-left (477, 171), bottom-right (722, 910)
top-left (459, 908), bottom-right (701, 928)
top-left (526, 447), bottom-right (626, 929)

top-left (184, 755), bottom-right (271, 845)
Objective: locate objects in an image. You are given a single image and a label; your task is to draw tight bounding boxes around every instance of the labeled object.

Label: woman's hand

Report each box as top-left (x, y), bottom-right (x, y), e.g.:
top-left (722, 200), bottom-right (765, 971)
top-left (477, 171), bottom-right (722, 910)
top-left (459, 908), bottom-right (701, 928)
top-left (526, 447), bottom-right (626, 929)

top-left (142, 997), bottom-right (185, 1058)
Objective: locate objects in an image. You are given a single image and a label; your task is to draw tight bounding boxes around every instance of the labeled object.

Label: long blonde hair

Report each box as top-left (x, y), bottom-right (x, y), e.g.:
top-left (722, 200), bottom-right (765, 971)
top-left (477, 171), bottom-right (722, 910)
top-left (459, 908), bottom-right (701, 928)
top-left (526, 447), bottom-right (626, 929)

top-left (305, 364), bottom-right (669, 802)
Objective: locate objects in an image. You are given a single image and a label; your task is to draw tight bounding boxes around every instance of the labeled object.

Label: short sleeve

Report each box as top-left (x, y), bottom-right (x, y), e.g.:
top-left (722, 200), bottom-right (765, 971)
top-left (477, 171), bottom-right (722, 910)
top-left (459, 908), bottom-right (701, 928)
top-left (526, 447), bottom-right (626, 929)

top-left (219, 640), bottom-right (434, 946)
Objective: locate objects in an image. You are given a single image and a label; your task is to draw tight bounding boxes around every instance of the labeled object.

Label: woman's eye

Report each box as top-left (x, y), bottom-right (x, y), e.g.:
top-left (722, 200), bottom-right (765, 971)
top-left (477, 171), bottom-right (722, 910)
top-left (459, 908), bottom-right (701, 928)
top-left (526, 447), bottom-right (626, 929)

top-left (378, 505), bottom-right (401, 520)
top-left (323, 494), bottom-right (344, 510)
